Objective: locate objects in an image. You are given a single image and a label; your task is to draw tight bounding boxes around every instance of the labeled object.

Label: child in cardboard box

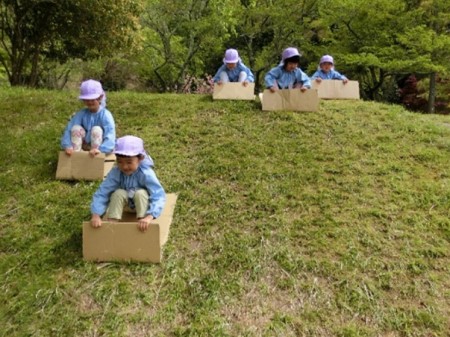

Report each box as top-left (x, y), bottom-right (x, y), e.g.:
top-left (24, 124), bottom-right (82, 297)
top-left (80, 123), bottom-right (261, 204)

top-left (213, 48), bottom-right (254, 86)
top-left (311, 55), bottom-right (348, 84)
top-left (90, 136), bottom-right (166, 232)
top-left (61, 79), bottom-right (116, 157)
top-left (265, 47), bottom-right (311, 92)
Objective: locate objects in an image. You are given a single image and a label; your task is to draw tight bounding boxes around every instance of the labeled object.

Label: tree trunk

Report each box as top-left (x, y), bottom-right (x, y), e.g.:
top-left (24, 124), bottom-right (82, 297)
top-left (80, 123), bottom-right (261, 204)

top-left (29, 47), bottom-right (41, 87)
top-left (427, 72), bottom-right (436, 114)
top-left (367, 67), bottom-right (385, 101)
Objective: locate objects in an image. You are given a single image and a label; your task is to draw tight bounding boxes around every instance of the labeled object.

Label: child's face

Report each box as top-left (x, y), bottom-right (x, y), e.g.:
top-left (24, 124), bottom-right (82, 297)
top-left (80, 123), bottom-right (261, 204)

top-left (285, 62), bottom-right (298, 72)
top-left (117, 156), bottom-right (142, 176)
top-left (321, 62), bottom-right (333, 72)
top-left (226, 63), bottom-right (237, 70)
top-left (83, 97), bottom-right (101, 112)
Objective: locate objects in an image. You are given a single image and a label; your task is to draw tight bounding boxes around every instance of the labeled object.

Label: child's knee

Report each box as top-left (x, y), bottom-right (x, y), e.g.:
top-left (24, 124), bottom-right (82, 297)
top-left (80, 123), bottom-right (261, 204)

top-left (133, 189), bottom-right (149, 218)
top-left (105, 189), bottom-right (128, 220)
top-left (91, 126), bottom-right (103, 148)
top-left (238, 71), bottom-right (247, 82)
top-left (219, 71), bottom-right (230, 82)
top-left (71, 125), bottom-right (86, 138)
top-left (91, 126), bottom-right (103, 137)
top-left (134, 189), bottom-right (149, 201)
top-left (111, 189), bottom-right (128, 201)
top-left (70, 125), bottom-right (86, 151)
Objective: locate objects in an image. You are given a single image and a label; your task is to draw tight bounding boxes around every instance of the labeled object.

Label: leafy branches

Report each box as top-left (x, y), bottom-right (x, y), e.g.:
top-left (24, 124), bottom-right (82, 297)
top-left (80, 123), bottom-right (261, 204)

top-left (0, 0), bottom-right (143, 86)
top-left (141, 0), bottom-right (238, 92)
top-left (318, 0), bottom-right (450, 102)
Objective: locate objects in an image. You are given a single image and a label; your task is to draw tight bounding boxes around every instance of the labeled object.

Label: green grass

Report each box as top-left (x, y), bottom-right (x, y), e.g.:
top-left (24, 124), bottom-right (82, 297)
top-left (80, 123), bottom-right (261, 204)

top-left (0, 87), bottom-right (449, 336)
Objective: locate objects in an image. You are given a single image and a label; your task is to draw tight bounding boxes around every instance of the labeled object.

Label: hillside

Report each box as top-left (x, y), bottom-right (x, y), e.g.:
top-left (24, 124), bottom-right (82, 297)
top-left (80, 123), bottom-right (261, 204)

top-left (0, 88), bottom-right (449, 336)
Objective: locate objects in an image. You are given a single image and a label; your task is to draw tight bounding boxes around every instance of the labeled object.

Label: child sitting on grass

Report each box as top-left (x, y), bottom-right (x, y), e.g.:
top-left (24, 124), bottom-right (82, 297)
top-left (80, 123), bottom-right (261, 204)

top-left (311, 55), bottom-right (348, 84)
top-left (61, 79), bottom-right (115, 157)
top-left (265, 47), bottom-right (311, 92)
top-left (213, 48), bottom-right (254, 86)
top-left (90, 136), bottom-right (166, 232)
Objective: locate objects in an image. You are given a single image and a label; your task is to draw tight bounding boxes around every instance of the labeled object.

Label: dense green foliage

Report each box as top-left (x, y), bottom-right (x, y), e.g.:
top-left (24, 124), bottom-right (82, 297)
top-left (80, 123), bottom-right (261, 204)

top-left (0, 0), bottom-right (450, 107)
top-left (0, 0), bottom-right (142, 86)
top-left (141, 0), bottom-right (450, 111)
top-left (1, 89), bottom-right (449, 336)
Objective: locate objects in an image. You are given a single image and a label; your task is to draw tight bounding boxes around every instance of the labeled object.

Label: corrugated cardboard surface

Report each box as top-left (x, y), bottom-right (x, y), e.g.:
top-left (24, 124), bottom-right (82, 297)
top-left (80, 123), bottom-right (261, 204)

top-left (312, 80), bottom-right (360, 99)
top-left (213, 82), bottom-right (255, 100)
top-left (261, 89), bottom-right (320, 112)
top-left (56, 151), bottom-right (116, 180)
top-left (82, 193), bottom-right (178, 263)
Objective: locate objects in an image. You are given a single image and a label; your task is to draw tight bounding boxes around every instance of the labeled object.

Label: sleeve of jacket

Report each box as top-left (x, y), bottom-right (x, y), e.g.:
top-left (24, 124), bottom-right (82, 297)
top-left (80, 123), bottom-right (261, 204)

top-left (264, 67), bottom-right (279, 88)
top-left (213, 65), bottom-right (226, 82)
top-left (242, 64), bottom-right (255, 82)
top-left (141, 168), bottom-right (166, 218)
top-left (298, 70), bottom-right (311, 88)
top-left (60, 111), bottom-right (83, 149)
top-left (310, 70), bottom-right (321, 79)
top-left (331, 70), bottom-right (347, 80)
top-left (91, 168), bottom-right (121, 215)
top-left (98, 109), bottom-right (116, 153)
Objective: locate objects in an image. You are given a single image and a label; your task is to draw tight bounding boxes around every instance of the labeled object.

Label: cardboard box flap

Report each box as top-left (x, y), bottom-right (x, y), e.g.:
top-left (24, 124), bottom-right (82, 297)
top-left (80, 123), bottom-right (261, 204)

top-left (83, 222), bottom-right (161, 262)
top-left (311, 80), bottom-right (360, 99)
top-left (82, 193), bottom-right (178, 263)
top-left (213, 82), bottom-right (255, 100)
top-left (158, 193), bottom-right (177, 245)
top-left (56, 151), bottom-right (116, 180)
top-left (261, 89), bottom-right (319, 112)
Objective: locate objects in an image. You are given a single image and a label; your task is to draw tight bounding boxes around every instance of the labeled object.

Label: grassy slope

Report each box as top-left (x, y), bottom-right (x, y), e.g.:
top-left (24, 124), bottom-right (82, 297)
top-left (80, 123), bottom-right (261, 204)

top-left (0, 88), bottom-right (449, 337)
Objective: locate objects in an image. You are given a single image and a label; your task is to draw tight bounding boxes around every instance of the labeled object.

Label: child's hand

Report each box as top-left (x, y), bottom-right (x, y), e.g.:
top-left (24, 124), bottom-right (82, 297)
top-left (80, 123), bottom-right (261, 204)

top-left (138, 215), bottom-right (154, 232)
top-left (217, 80), bottom-right (223, 85)
top-left (89, 148), bottom-right (100, 157)
top-left (300, 86), bottom-right (307, 92)
top-left (343, 78), bottom-right (348, 84)
top-left (65, 148), bottom-right (74, 156)
top-left (269, 86), bottom-right (277, 93)
top-left (242, 81), bottom-right (249, 87)
top-left (315, 78), bottom-right (322, 83)
top-left (91, 214), bottom-right (102, 228)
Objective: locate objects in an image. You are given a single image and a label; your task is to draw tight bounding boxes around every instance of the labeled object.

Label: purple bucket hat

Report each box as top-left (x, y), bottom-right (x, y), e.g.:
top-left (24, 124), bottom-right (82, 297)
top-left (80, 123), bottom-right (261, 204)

top-left (282, 47), bottom-right (301, 61)
top-left (79, 79), bottom-right (104, 100)
top-left (114, 136), bottom-right (146, 156)
top-left (320, 55), bottom-right (334, 65)
top-left (223, 49), bottom-right (240, 64)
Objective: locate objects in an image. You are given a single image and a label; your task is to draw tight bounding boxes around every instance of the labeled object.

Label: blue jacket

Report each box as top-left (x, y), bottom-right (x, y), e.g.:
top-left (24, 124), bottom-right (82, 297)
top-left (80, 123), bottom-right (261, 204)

top-left (91, 165), bottom-right (166, 218)
top-left (265, 65), bottom-right (311, 89)
top-left (213, 61), bottom-right (255, 82)
top-left (311, 69), bottom-right (347, 80)
top-left (61, 108), bottom-right (116, 153)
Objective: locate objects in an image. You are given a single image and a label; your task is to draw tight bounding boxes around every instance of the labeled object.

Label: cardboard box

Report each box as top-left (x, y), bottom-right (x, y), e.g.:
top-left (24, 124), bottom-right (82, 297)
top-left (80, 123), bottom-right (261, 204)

top-left (56, 151), bottom-right (116, 180)
top-left (261, 88), bottom-right (320, 112)
top-left (311, 80), bottom-right (360, 99)
top-left (82, 193), bottom-right (178, 263)
top-left (213, 82), bottom-right (255, 100)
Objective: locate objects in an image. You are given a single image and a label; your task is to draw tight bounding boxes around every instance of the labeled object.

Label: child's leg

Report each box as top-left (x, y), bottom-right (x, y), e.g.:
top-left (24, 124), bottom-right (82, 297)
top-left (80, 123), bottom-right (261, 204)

top-left (238, 71), bottom-right (248, 82)
top-left (133, 189), bottom-right (149, 219)
top-left (90, 126), bottom-right (103, 150)
top-left (105, 189), bottom-right (128, 220)
top-left (71, 125), bottom-right (86, 151)
top-left (219, 71), bottom-right (230, 83)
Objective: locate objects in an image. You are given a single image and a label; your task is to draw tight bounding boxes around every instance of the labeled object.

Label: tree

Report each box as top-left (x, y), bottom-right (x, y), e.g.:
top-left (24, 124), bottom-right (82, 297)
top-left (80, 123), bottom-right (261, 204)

top-left (317, 0), bottom-right (450, 102)
top-left (231, 0), bottom-right (322, 91)
top-left (415, 0), bottom-right (450, 113)
top-left (141, 0), bottom-right (239, 92)
top-left (0, 0), bottom-right (142, 86)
